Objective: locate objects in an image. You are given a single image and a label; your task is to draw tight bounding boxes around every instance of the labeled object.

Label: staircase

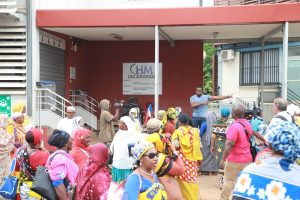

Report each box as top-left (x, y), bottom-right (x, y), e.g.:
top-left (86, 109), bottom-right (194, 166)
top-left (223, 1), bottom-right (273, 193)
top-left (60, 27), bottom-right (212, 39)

top-left (287, 88), bottom-right (300, 106)
top-left (69, 90), bottom-right (99, 130)
top-left (35, 88), bottom-right (99, 130)
top-left (35, 88), bottom-right (73, 130)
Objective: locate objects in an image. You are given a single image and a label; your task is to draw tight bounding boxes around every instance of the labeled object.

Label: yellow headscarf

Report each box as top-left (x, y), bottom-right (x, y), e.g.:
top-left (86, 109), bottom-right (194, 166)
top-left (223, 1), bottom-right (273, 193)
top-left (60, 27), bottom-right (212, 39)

top-left (146, 133), bottom-right (164, 153)
top-left (161, 107), bottom-right (176, 130)
top-left (172, 126), bottom-right (203, 161)
top-left (12, 102), bottom-right (26, 113)
top-left (12, 102), bottom-right (30, 128)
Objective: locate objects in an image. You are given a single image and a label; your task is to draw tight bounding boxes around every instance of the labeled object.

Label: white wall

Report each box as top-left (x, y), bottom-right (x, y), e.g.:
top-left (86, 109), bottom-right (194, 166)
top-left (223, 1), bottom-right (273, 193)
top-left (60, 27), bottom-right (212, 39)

top-left (37, 0), bottom-right (200, 9)
top-left (219, 52), bottom-right (259, 106)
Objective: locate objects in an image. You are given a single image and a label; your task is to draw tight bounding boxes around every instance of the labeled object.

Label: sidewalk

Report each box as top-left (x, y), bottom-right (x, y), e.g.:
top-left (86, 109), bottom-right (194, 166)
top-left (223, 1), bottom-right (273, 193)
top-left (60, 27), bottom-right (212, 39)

top-left (198, 175), bottom-right (221, 200)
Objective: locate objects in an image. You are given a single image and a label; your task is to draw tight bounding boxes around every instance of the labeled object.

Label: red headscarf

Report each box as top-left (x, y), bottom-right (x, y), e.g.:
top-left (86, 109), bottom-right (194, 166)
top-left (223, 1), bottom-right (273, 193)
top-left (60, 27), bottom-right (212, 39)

top-left (76, 143), bottom-right (111, 200)
top-left (28, 128), bottom-right (43, 146)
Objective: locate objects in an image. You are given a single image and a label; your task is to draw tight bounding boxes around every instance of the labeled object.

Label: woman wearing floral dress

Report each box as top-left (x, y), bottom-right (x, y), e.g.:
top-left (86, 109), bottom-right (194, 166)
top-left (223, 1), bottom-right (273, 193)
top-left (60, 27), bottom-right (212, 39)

top-left (232, 120), bottom-right (300, 200)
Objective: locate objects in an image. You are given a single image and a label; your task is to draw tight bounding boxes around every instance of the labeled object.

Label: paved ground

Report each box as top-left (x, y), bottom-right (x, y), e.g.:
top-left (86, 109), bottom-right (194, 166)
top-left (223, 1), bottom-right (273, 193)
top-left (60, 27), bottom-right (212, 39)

top-left (198, 175), bottom-right (221, 200)
top-left (90, 133), bottom-right (222, 200)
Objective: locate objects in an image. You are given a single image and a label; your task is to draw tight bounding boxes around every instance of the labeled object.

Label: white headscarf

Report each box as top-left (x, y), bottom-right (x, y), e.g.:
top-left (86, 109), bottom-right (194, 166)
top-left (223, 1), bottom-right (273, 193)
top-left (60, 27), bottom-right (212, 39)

top-left (120, 116), bottom-right (135, 131)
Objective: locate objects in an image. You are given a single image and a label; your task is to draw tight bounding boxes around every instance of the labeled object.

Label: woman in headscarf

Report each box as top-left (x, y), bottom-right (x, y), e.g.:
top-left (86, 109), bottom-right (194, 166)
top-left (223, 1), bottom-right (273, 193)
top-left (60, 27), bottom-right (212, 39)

top-left (157, 110), bottom-right (166, 121)
top-left (199, 111), bottom-right (218, 175)
top-left (99, 99), bottom-right (120, 145)
top-left (232, 121), bottom-right (300, 200)
top-left (12, 102), bottom-right (32, 131)
top-left (11, 112), bottom-right (26, 148)
top-left (211, 107), bottom-right (232, 189)
top-left (161, 107), bottom-right (177, 135)
top-left (16, 128), bottom-right (50, 200)
top-left (0, 114), bottom-right (15, 186)
top-left (69, 128), bottom-right (92, 168)
top-left (172, 114), bottom-right (203, 200)
top-left (46, 130), bottom-right (78, 199)
top-left (110, 116), bottom-right (139, 183)
top-left (76, 143), bottom-right (111, 200)
top-left (146, 118), bottom-right (184, 200)
top-left (122, 140), bottom-right (167, 200)
top-left (129, 107), bottom-right (142, 133)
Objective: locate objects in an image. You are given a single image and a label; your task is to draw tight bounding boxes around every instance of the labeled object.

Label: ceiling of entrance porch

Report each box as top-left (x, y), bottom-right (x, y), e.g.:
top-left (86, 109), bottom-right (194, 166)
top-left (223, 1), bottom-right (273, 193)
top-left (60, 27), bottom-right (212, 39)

top-left (45, 22), bottom-right (300, 42)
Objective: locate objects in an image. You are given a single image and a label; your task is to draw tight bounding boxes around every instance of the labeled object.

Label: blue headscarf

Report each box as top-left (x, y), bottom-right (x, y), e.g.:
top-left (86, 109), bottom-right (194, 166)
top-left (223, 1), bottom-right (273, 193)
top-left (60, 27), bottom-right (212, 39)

top-left (221, 107), bottom-right (231, 118)
top-left (267, 121), bottom-right (300, 162)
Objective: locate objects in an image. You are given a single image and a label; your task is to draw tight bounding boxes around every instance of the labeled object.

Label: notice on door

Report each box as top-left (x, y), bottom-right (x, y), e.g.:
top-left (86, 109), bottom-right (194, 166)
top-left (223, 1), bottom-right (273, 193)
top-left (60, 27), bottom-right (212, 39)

top-left (123, 63), bottom-right (162, 95)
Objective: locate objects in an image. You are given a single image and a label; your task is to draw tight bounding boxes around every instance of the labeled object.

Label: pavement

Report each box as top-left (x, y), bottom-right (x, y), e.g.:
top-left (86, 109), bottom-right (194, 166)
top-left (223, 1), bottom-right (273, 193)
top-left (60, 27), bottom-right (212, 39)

top-left (198, 175), bottom-right (221, 200)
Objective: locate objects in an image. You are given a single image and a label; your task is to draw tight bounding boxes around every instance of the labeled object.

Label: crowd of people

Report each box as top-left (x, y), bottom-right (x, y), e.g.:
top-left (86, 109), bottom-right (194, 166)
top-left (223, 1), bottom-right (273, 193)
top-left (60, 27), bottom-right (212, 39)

top-left (0, 87), bottom-right (299, 200)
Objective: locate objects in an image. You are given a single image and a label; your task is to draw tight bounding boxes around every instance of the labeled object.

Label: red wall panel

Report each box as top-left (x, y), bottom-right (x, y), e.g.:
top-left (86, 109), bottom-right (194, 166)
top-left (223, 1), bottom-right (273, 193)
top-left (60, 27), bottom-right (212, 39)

top-left (83, 40), bottom-right (203, 116)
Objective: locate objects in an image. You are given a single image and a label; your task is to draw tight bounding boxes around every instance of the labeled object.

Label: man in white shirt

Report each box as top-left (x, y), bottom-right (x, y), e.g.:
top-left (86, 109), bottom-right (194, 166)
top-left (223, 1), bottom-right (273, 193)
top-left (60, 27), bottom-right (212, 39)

top-left (57, 106), bottom-right (77, 136)
top-left (265, 98), bottom-right (292, 141)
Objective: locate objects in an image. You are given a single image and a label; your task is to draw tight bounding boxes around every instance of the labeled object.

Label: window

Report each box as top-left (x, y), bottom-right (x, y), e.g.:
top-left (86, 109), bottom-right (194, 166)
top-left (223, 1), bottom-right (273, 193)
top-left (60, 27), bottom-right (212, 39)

top-left (240, 49), bottom-right (279, 86)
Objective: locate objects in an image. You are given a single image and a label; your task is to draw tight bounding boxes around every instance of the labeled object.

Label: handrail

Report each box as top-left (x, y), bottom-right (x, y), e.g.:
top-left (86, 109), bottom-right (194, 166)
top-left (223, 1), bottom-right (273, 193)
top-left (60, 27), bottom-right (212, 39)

top-left (287, 88), bottom-right (300, 106)
top-left (214, 0), bottom-right (300, 6)
top-left (35, 88), bottom-right (73, 128)
top-left (69, 90), bottom-right (99, 114)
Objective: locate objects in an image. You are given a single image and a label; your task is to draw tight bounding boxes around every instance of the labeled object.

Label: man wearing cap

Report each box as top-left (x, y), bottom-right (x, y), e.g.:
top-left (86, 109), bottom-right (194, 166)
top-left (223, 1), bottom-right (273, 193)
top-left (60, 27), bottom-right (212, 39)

top-left (57, 106), bottom-right (77, 136)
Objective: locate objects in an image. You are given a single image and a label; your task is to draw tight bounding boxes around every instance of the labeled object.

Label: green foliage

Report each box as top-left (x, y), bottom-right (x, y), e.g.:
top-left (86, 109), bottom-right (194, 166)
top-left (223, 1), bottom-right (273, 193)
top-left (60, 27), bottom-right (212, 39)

top-left (203, 43), bottom-right (216, 94)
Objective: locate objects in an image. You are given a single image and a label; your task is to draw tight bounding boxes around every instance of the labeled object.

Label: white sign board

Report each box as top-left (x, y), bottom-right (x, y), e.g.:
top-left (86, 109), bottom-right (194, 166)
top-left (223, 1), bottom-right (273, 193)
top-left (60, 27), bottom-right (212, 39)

top-left (123, 63), bottom-right (162, 95)
top-left (70, 66), bottom-right (76, 80)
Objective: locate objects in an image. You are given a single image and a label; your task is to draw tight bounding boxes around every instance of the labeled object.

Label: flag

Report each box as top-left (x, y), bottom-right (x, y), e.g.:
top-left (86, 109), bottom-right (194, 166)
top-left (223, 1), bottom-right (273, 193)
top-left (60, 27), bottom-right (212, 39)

top-left (144, 104), bottom-right (152, 124)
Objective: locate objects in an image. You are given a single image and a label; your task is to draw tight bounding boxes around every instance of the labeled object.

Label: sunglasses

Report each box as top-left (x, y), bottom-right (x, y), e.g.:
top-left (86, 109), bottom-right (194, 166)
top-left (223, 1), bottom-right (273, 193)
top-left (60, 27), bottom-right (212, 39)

top-left (143, 152), bottom-right (159, 159)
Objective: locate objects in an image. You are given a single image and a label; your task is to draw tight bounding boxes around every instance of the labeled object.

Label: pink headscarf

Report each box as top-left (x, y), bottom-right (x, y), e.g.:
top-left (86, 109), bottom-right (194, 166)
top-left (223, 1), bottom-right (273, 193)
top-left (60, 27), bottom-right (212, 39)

top-left (76, 143), bottom-right (111, 200)
top-left (72, 129), bottom-right (91, 149)
top-left (70, 129), bottom-right (92, 168)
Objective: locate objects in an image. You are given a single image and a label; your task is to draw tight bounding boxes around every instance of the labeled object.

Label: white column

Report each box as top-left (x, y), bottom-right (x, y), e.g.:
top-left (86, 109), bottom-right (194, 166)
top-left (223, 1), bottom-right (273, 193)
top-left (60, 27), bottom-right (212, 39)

top-left (31, 0), bottom-right (41, 126)
top-left (282, 22), bottom-right (289, 99)
top-left (154, 26), bottom-right (159, 118)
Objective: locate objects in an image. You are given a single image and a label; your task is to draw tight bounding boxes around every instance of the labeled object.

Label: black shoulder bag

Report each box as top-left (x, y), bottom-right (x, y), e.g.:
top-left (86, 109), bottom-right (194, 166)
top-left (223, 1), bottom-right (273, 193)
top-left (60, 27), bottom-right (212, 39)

top-left (237, 122), bottom-right (257, 162)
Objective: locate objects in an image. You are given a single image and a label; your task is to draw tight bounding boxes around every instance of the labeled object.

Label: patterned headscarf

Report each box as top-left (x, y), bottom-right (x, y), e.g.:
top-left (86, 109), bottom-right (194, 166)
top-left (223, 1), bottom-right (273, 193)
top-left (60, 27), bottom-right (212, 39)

top-left (158, 110), bottom-right (166, 118)
top-left (132, 140), bottom-right (155, 162)
top-left (129, 108), bottom-right (139, 120)
top-left (267, 121), bottom-right (300, 162)
top-left (161, 107), bottom-right (177, 128)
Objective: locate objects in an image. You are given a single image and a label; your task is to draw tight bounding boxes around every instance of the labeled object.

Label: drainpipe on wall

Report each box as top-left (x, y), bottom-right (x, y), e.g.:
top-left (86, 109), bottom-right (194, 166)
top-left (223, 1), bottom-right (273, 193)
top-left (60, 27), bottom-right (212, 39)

top-left (154, 25), bottom-right (159, 118)
top-left (26, 0), bottom-right (32, 116)
top-left (282, 22), bottom-right (289, 100)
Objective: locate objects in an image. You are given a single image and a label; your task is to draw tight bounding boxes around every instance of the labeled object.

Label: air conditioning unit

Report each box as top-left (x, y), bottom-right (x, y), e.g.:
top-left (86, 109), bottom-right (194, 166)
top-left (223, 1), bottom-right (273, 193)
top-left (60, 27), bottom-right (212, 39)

top-left (221, 49), bottom-right (235, 61)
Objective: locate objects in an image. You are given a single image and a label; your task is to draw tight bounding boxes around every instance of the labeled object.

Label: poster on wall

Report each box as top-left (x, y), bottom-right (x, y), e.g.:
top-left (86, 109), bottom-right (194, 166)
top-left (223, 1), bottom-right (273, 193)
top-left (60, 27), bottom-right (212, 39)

top-left (123, 63), bottom-right (162, 95)
top-left (0, 95), bottom-right (11, 117)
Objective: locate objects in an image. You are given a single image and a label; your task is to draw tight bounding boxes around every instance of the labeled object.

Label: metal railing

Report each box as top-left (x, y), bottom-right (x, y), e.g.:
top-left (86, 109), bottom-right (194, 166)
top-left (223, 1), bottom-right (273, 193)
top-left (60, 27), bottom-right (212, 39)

top-left (35, 88), bottom-right (73, 119)
top-left (287, 88), bottom-right (300, 106)
top-left (0, 0), bottom-right (17, 13)
top-left (69, 90), bottom-right (99, 115)
top-left (214, 0), bottom-right (300, 6)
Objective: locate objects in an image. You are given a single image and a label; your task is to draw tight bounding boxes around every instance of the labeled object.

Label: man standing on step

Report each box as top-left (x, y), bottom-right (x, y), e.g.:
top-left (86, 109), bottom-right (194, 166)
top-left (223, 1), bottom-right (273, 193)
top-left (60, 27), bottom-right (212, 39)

top-left (57, 106), bottom-right (77, 136)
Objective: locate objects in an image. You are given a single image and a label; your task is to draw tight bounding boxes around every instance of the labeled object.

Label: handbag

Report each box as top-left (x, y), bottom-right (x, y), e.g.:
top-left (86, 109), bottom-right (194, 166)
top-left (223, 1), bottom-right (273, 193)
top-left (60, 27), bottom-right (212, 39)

top-left (107, 173), bottom-right (141, 200)
top-left (237, 122), bottom-right (257, 161)
top-left (0, 158), bottom-right (19, 199)
top-left (158, 176), bottom-right (182, 200)
top-left (30, 166), bottom-right (58, 200)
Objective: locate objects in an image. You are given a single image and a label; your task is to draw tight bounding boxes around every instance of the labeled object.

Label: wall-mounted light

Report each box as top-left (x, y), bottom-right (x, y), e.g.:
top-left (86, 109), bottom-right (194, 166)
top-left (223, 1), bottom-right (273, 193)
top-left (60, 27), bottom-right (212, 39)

top-left (110, 33), bottom-right (123, 40)
top-left (71, 37), bottom-right (79, 52)
top-left (213, 32), bottom-right (219, 39)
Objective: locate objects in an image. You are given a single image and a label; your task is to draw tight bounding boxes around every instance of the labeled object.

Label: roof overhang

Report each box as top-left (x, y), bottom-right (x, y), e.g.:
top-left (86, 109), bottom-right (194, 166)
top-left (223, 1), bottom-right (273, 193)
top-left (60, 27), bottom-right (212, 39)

top-left (36, 3), bottom-right (300, 42)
